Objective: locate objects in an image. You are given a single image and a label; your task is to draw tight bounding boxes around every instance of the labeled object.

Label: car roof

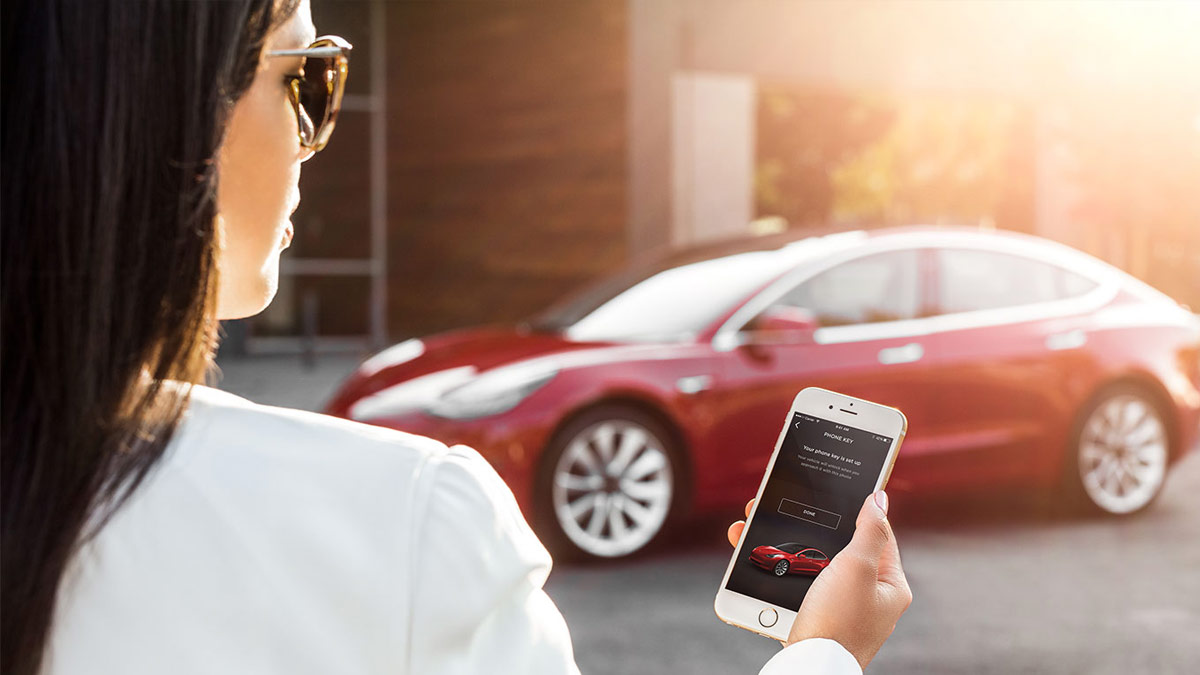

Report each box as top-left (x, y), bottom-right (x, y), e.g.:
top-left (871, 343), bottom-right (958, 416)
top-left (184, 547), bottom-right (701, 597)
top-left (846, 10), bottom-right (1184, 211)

top-left (678, 225), bottom-right (1128, 288)
top-left (679, 225), bottom-right (1079, 260)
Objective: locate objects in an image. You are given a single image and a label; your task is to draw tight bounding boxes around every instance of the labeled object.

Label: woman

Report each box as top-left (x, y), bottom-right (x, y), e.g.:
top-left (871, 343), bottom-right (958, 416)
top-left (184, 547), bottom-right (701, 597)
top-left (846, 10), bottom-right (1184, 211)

top-left (0, 1), bottom-right (910, 673)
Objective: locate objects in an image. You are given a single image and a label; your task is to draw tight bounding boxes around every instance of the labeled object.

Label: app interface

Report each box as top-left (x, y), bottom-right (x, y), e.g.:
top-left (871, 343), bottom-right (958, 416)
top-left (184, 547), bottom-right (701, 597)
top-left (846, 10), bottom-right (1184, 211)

top-left (725, 412), bottom-right (893, 611)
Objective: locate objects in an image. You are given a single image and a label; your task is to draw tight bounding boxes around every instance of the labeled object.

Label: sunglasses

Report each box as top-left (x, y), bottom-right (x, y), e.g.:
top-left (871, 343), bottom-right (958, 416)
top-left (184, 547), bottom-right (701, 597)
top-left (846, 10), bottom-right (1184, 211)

top-left (267, 35), bottom-right (352, 153)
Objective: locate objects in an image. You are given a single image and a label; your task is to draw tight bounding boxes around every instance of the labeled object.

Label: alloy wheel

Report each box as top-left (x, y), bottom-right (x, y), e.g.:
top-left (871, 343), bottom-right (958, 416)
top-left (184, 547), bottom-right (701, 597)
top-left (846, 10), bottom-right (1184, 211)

top-left (551, 419), bottom-right (674, 558)
top-left (773, 560), bottom-right (789, 577)
top-left (1077, 393), bottom-right (1168, 514)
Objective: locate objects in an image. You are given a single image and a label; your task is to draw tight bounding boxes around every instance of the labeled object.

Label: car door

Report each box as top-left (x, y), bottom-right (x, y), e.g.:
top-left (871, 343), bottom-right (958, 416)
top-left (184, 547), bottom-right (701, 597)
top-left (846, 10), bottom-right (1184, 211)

top-left (796, 550), bottom-right (819, 574)
top-left (707, 248), bottom-right (938, 497)
top-left (918, 247), bottom-right (1102, 488)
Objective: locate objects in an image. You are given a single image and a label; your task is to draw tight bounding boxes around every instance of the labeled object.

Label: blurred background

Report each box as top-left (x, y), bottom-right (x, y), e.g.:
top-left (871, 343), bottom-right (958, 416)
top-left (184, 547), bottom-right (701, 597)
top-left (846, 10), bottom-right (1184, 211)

top-left (216, 1), bottom-right (1200, 673)
top-left (223, 0), bottom-right (1198, 354)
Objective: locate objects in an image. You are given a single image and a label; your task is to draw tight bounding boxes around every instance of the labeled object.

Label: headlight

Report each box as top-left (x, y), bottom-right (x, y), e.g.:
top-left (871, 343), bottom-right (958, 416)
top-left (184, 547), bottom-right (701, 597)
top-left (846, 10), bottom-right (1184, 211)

top-left (348, 366), bottom-right (477, 421)
top-left (426, 365), bottom-right (558, 420)
top-left (357, 338), bottom-right (424, 377)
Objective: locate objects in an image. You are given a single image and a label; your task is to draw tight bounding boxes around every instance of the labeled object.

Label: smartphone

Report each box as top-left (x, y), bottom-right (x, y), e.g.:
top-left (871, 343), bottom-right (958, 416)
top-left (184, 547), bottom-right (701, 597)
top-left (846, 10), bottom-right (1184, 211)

top-left (714, 387), bottom-right (907, 641)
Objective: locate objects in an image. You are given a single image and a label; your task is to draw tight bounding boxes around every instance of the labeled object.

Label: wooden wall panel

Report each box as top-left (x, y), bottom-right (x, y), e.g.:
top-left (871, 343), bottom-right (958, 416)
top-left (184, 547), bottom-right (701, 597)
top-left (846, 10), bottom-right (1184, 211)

top-left (385, 0), bottom-right (629, 338)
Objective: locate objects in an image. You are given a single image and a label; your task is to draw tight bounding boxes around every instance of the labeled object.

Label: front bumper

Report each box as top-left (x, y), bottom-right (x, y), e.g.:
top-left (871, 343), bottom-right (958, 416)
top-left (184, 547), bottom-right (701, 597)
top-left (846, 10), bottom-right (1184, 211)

top-left (749, 554), bottom-right (778, 571)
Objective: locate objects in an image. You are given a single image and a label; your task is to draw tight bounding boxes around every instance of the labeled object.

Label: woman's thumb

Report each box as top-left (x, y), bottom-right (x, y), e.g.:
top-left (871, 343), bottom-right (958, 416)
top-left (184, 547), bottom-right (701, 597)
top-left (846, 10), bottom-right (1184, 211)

top-left (844, 491), bottom-right (893, 569)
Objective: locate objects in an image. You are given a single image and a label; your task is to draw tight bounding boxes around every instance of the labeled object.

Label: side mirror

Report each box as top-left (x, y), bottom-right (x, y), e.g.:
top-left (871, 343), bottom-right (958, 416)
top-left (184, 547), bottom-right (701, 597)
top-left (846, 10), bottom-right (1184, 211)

top-left (739, 306), bottom-right (819, 348)
top-left (755, 306), bottom-right (819, 334)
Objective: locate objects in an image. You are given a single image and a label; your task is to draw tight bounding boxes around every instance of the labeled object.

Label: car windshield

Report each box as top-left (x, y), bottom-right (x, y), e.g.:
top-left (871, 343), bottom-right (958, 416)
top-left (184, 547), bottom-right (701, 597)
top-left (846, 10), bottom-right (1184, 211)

top-left (776, 543), bottom-right (805, 553)
top-left (528, 232), bottom-right (865, 342)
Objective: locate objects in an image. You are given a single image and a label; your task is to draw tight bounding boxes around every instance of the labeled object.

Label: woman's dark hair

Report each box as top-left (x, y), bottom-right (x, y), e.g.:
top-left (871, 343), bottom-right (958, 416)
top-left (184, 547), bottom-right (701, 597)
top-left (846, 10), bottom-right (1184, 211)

top-left (2, 1), bottom-right (299, 671)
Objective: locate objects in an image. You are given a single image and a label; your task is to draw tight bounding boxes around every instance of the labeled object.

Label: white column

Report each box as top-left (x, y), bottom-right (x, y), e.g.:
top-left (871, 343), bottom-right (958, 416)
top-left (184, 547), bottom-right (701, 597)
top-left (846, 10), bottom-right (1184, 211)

top-left (671, 71), bottom-right (756, 246)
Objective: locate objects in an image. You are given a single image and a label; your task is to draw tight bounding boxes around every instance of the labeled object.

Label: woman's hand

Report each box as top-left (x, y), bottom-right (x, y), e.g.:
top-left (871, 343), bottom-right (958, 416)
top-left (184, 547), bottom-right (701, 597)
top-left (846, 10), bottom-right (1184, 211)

top-left (727, 492), bottom-right (912, 670)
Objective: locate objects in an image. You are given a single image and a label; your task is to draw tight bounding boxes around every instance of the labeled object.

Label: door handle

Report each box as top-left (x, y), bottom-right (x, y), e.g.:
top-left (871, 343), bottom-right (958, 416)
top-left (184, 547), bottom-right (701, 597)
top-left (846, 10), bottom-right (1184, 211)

top-left (878, 342), bottom-right (924, 365)
top-left (676, 375), bottom-right (713, 394)
top-left (1046, 329), bottom-right (1087, 351)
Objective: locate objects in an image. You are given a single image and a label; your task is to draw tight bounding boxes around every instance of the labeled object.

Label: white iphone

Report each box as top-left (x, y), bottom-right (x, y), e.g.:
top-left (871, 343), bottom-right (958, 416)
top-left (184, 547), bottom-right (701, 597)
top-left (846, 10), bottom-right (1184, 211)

top-left (714, 387), bottom-right (907, 641)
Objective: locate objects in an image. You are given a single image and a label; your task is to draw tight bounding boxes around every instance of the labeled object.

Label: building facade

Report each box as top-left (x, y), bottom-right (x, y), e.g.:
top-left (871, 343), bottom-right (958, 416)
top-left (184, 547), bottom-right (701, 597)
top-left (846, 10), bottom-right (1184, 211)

top-left (238, 0), bottom-right (1199, 353)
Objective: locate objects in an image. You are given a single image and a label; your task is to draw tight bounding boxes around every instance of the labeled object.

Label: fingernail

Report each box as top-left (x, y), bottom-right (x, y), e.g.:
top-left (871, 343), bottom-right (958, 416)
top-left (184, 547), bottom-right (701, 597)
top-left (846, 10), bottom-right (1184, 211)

top-left (874, 490), bottom-right (889, 515)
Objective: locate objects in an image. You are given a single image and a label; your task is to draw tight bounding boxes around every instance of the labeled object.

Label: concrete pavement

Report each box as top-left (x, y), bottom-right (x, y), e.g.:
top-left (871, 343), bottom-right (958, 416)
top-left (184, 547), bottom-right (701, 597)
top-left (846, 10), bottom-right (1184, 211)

top-left (545, 458), bottom-right (1200, 674)
top-left (215, 354), bottom-right (1200, 674)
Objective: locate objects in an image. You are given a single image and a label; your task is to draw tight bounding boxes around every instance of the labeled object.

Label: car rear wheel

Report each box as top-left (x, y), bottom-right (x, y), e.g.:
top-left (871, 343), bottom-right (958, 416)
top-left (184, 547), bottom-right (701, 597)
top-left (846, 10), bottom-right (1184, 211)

top-left (1070, 386), bottom-right (1170, 515)
top-left (537, 406), bottom-right (681, 560)
top-left (773, 560), bottom-right (789, 577)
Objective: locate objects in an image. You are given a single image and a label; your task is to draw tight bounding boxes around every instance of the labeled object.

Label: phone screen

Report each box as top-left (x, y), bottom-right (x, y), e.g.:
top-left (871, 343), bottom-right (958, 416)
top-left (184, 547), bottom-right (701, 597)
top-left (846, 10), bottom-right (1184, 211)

top-left (724, 411), bottom-right (894, 611)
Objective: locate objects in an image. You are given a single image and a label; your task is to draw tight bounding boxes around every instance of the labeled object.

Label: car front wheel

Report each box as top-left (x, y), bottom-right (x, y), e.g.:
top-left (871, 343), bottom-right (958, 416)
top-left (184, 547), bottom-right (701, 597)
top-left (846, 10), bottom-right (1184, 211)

top-left (1071, 386), bottom-right (1170, 515)
top-left (773, 560), bottom-right (789, 577)
top-left (537, 406), bottom-right (682, 560)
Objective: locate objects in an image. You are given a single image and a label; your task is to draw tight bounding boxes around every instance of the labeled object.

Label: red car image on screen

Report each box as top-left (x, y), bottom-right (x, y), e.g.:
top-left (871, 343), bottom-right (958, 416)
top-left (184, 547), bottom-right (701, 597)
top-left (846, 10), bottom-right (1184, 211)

top-left (324, 227), bottom-right (1200, 561)
top-left (750, 543), bottom-right (831, 577)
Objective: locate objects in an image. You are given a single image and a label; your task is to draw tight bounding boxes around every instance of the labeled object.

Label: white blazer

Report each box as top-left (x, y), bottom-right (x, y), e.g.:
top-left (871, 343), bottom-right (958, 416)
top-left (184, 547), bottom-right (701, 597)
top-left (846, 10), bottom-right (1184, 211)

top-left (44, 385), bottom-right (859, 674)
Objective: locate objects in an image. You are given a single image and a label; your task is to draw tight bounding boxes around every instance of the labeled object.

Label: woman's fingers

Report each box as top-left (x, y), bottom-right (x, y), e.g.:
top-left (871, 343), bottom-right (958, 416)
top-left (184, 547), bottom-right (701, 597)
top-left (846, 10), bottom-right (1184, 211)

top-left (727, 521), bottom-right (745, 548)
top-left (727, 499), bottom-right (756, 547)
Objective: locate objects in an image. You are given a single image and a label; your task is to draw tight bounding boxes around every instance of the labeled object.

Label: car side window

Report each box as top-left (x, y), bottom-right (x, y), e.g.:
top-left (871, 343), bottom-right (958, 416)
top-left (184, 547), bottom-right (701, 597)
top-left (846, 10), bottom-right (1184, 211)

top-left (1059, 269), bottom-right (1098, 298)
top-left (936, 249), bottom-right (1096, 314)
top-left (810, 551), bottom-right (827, 560)
top-left (759, 250), bottom-right (921, 328)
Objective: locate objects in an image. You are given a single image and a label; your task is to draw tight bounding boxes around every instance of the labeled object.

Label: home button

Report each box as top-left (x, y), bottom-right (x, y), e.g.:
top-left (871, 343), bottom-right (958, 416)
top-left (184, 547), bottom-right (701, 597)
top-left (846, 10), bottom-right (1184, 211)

top-left (758, 608), bottom-right (779, 628)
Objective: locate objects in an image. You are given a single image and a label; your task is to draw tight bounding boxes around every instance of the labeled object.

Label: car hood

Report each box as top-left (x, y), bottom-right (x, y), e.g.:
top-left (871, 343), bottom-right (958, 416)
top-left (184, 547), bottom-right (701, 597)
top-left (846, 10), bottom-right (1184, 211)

top-left (326, 326), bottom-right (697, 416)
top-left (400, 326), bottom-right (589, 373)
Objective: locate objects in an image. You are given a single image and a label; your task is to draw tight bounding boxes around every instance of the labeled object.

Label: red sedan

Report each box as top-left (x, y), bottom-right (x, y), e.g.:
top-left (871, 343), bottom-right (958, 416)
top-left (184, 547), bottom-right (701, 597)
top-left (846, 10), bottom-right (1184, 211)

top-left (325, 227), bottom-right (1200, 560)
top-left (749, 544), bottom-right (831, 577)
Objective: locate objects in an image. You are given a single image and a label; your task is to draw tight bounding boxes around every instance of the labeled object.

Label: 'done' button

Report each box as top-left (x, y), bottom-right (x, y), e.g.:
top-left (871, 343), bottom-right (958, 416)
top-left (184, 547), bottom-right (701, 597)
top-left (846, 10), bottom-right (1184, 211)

top-left (758, 608), bottom-right (778, 628)
top-left (778, 498), bottom-right (842, 530)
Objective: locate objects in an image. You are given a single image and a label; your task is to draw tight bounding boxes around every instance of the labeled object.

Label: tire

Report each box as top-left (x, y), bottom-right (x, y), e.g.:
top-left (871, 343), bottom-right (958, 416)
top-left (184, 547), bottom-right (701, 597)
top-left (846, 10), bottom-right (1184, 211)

top-left (773, 560), bottom-right (789, 577)
top-left (1064, 384), bottom-right (1170, 516)
top-left (535, 405), bottom-right (684, 560)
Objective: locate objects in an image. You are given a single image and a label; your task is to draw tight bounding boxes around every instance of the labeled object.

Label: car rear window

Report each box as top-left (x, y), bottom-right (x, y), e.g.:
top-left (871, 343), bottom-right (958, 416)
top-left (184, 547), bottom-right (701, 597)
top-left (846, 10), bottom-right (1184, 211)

top-left (936, 249), bottom-right (1098, 314)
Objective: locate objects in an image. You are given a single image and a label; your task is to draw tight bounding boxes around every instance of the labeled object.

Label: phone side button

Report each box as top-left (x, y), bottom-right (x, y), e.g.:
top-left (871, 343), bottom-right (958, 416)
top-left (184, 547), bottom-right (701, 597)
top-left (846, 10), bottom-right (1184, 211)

top-left (758, 608), bottom-right (779, 628)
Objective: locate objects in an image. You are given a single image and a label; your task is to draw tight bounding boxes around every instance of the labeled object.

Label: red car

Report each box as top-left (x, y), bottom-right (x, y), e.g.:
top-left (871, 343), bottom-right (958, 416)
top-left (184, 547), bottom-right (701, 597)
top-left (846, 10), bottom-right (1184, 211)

top-left (325, 227), bottom-right (1200, 560)
top-left (750, 544), bottom-right (831, 577)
